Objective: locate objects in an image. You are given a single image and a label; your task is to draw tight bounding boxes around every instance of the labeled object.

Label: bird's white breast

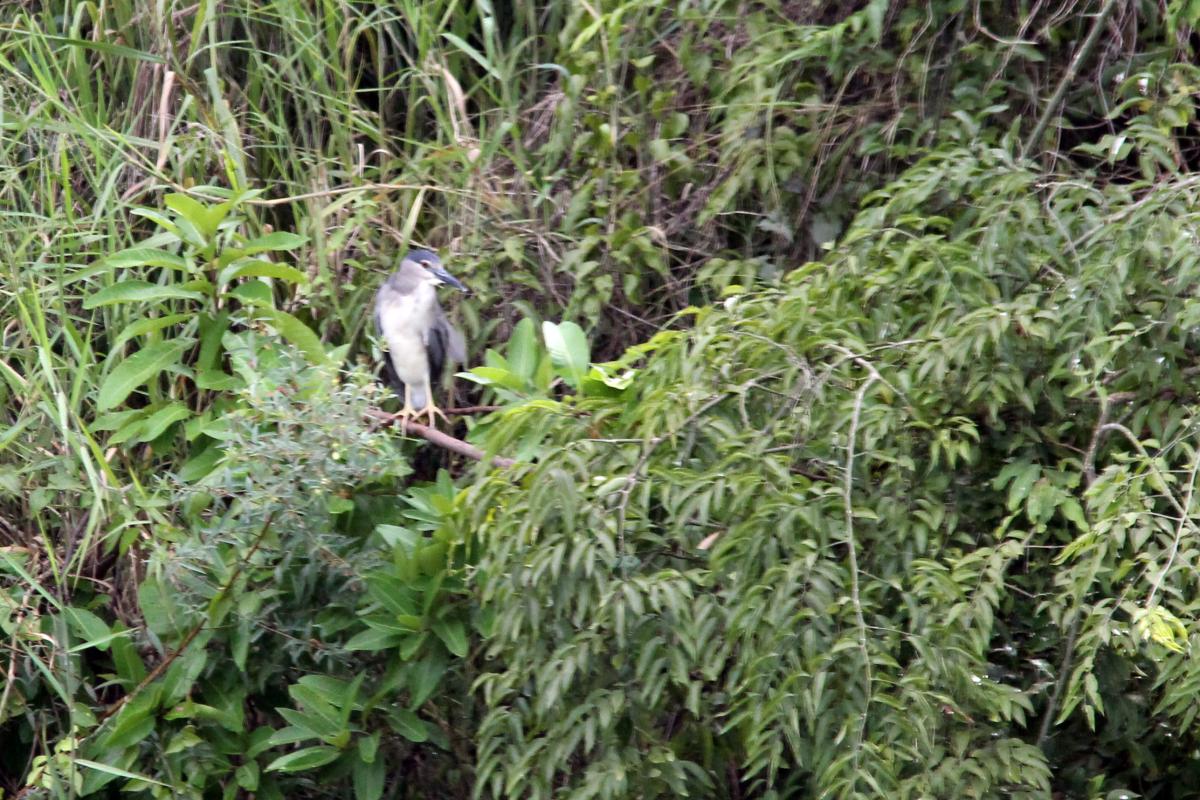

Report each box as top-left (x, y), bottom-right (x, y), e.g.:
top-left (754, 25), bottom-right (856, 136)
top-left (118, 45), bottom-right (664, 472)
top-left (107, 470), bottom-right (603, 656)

top-left (378, 283), bottom-right (436, 384)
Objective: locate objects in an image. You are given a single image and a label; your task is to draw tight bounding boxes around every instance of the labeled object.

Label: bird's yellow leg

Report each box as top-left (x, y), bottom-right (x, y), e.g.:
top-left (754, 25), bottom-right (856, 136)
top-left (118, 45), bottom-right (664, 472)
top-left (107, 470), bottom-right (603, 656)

top-left (392, 384), bottom-right (420, 425)
top-left (420, 382), bottom-right (450, 427)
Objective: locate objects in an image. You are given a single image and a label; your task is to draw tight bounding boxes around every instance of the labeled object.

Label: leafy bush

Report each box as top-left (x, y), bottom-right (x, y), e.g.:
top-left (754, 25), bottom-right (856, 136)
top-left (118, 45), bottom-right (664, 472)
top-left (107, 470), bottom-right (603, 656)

top-left (462, 143), bottom-right (1200, 798)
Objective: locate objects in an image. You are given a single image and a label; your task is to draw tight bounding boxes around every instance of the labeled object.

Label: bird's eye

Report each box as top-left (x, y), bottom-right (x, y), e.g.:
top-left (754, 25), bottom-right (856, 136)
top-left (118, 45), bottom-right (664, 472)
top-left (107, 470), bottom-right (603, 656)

top-left (420, 260), bottom-right (432, 268)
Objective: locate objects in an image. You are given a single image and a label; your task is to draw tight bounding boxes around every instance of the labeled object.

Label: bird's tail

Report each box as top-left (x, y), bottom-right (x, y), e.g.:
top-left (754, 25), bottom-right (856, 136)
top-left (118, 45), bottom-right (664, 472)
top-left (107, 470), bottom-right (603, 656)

top-left (408, 386), bottom-right (428, 409)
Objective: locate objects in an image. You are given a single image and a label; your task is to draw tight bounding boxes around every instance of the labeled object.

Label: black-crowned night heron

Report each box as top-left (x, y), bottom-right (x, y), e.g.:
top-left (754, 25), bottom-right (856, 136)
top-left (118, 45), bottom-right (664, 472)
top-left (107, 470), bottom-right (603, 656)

top-left (374, 249), bottom-right (468, 426)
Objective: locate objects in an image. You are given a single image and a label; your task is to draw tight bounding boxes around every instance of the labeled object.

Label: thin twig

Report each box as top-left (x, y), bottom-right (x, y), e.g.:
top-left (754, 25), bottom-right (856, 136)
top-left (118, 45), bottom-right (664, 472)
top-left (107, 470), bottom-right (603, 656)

top-left (1081, 391), bottom-right (1134, 486)
top-left (843, 375), bottom-right (878, 770)
top-left (1021, 0), bottom-right (1122, 159)
top-left (1147, 447), bottom-right (1200, 608)
top-left (100, 512), bottom-right (277, 721)
top-left (1036, 612), bottom-right (1081, 747)
top-left (444, 405), bottom-right (502, 415)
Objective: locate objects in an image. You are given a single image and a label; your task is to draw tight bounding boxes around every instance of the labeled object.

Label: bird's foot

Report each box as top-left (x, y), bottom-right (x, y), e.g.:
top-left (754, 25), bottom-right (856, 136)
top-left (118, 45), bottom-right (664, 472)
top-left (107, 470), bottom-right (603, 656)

top-left (389, 404), bottom-right (421, 427)
top-left (420, 403), bottom-right (451, 428)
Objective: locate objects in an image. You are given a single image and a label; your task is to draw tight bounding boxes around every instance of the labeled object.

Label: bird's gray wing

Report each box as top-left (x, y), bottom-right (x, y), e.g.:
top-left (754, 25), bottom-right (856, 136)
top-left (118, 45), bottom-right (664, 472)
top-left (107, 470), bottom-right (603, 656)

top-left (426, 303), bottom-right (466, 379)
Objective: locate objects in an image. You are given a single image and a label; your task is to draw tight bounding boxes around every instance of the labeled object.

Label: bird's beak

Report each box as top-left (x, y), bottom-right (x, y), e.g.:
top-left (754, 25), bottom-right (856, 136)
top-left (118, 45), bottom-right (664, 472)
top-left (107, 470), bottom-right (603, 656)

top-left (432, 266), bottom-right (469, 293)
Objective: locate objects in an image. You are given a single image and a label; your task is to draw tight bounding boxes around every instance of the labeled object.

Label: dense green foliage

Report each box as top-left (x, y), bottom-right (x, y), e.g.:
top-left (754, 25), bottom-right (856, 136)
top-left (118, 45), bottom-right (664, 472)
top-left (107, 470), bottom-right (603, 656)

top-left (5, 0), bottom-right (1200, 798)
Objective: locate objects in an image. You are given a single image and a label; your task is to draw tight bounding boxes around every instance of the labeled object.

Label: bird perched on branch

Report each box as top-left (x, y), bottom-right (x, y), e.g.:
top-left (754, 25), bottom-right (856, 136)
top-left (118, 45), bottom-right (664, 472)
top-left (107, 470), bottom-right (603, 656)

top-left (374, 249), bottom-right (468, 426)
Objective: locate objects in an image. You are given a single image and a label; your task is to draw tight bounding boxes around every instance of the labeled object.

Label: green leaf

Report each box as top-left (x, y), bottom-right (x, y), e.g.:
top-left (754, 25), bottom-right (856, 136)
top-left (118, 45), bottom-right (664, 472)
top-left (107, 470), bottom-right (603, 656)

top-left (432, 618), bottom-right (468, 658)
top-left (83, 281), bottom-right (205, 308)
top-left (103, 247), bottom-right (188, 271)
top-left (110, 402), bottom-right (191, 445)
top-left (408, 654), bottom-right (446, 707)
top-left (112, 313), bottom-right (192, 349)
top-left (365, 572), bottom-right (419, 616)
top-left (235, 761), bottom-right (260, 791)
top-left (241, 232), bottom-right (308, 253)
top-left (1005, 463), bottom-right (1040, 512)
top-left (229, 281), bottom-right (274, 307)
top-left (288, 684), bottom-right (344, 735)
top-left (138, 575), bottom-right (192, 639)
top-left (178, 442), bottom-right (223, 482)
top-left (65, 607), bottom-right (112, 651)
top-left (266, 725), bottom-right (316, 747)
top-left (75, 760), bottom-right (169, 788)
top-left (440, 31), bottom-right (501, 79)
top-left (0, 29), bottom-right (166, 63)
top-left (353, 755), bottom-right (385, 800)
top-left (225, 260), bottom-right (309, 284)
top-left (98, 338), bottom-right (192, 411)
top-left (344, 628), bottom-right (405, 652)
top-left (265, 746), bottom-right (341, 773)
top-left (387, 708), bottom-right (428, 743)
top-left (358, 732), bottom-right (380, 764)
top-left (507, 318), bottom-right (539, 380)
top-left (110, 625), bottom-right (147, 683)
top-left (254, 308), bottom-right (330, 366)
top-left (100, 687), bottom-right (161, 750)
top-left (327, 496), bottom-right (355, 514)
top-left (542, 320), bottom-right (590, 388)
top-left (166, 193), bottom-right (231, 240)
top-left (460, 366), bottom-right (528, 392)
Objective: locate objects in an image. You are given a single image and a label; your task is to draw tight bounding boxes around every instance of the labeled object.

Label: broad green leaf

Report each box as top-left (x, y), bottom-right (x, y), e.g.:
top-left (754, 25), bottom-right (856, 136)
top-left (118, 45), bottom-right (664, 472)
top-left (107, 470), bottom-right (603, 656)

top-left (266, 725), bottom-right (316, 747)
top-left (84, 281), bottom-right (205, 308)
top-left (65, 607), bottom-right (112, 651)
top-left (1005, 463), bottom-right (1040, 512)
top-left (161, 645), bottom-right (207, 706)
top-left (225, 260), bottom-right (309, 284)
top-left (365, 572), bottom-right (419, 616)
top-left (197, 311), bottom-right (231, 370)
top-left (241, 231), bottom-right (308, 253)
top-left (138, 574), bottom-right (191, 639)
top-left (165, 193), bottom-right (231, 240)
top-left (178, 443), bottom-right (223, 482)
top-left (542, 320), bottom-right (590, 388)
top-left (255, 308), bottom-right (330, 366)
top-left (109, 625), bottom-right (147, 683)
top-left (113, 313), bottom-right (192, 349)
top-left (229, 280), bottom-right (274, 307)
top-left (75, 760), bottom-right (169, 788)
top-left (387, 708), bottom-right (428, 743)
top-left (407, 654), bottom-right (446, 707)
top-left (507, 318), bottom-right (539, 381)
top-left (459, 366), bottom-right (527, 392)
top-left (99, 687), bottom-right (161, 750)
top-left (90, 407), bottom-right (149, 432)
top-left (265, 746), bottom-right (341, 773)
top-left (97, 338), bottom-right (192, 411)
top-left (344, 628), bottom-right (405, 652)
top-left (358, 732), bottom-right (381, 764)
top-left (109, 402), bottom-right (190, 445)
top-left (194, 370), bottom-right (243, 391)
top-left (277, 707), bottom-right (340, 740)
top-left (353, 755), bottom-right (385, 800)
top-left (288, 685), bottom-right (344, 734)
top-left (376, 524), bottom-right (419, 552)
top-left (432, 618), bottom-right (468, 658)
top-left (235, 761), bottom-right (260, 791)
top-left (103, 247), bottom-right (188, 271)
